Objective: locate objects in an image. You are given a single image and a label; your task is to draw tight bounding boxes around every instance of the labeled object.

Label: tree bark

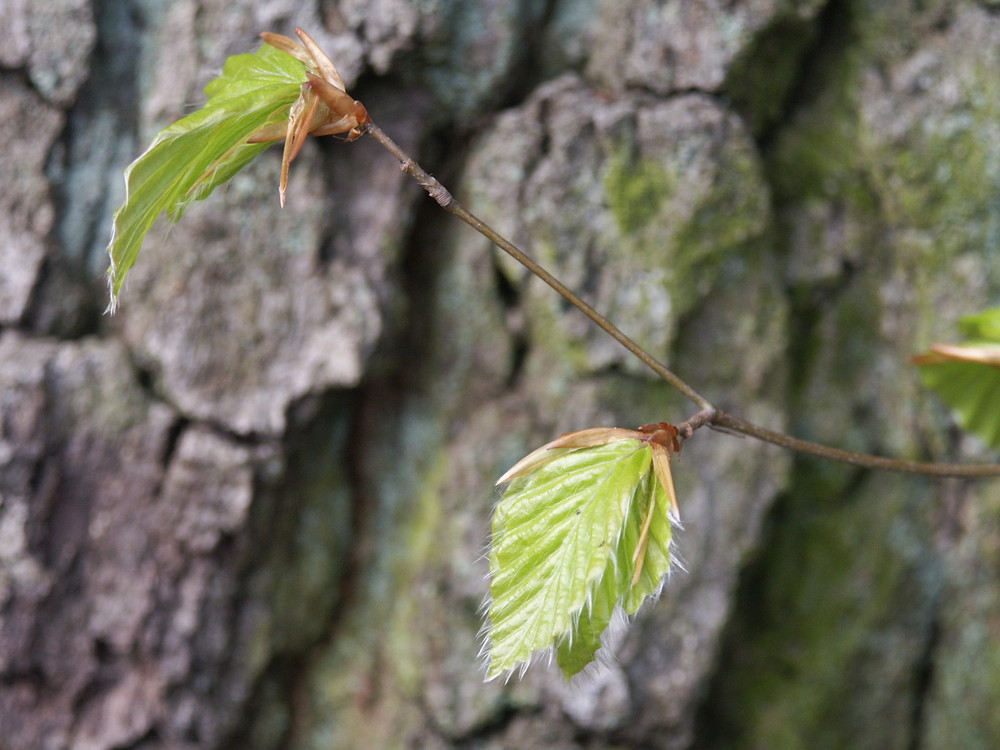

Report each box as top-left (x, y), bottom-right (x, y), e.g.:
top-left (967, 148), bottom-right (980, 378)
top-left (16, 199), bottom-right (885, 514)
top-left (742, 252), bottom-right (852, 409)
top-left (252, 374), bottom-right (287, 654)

top-left (2, 1), bottom-right (999, 749)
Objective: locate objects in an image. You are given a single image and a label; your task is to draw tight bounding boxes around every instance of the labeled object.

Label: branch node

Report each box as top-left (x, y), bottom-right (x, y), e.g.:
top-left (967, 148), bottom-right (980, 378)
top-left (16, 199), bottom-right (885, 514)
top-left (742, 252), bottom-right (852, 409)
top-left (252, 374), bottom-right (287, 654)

top-left (397, 157), bottom-right (453, 208)
top-left (678, 409), bottom-right (717, 441)
top-left (428, 181), bottom-right (454, 208)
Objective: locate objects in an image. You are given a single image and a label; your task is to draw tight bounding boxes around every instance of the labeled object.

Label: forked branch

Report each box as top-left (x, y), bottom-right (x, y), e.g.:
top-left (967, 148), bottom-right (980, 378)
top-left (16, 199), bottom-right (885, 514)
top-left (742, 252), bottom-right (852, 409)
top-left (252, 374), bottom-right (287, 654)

top-left (362, 122), bottom-right (1000, 480)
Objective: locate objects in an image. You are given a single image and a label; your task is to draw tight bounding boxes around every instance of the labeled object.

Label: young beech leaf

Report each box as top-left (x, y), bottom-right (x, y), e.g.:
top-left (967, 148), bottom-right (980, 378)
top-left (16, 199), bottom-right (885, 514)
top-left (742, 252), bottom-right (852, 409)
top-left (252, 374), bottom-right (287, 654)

top-left (106, 42), bottom-right (306, 309)
top-left (486, 429), bottom-right (678, 680)
top-left (556, 468), bottom-right (673, 675)
top-left (913, 307), bottom-right (1000, 451)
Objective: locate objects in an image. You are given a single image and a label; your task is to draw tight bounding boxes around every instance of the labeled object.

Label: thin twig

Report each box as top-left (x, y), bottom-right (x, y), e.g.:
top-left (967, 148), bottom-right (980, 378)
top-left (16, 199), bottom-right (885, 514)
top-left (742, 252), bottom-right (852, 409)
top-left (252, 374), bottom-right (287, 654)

top-left (363, 122), bottom-right (714, 412)
top-left (362, 121), bottom-right (1000, 480)
top-left (712, 412), bottom-right (1000, 477)
top-left (673, 409), bottom-right (1000, 477)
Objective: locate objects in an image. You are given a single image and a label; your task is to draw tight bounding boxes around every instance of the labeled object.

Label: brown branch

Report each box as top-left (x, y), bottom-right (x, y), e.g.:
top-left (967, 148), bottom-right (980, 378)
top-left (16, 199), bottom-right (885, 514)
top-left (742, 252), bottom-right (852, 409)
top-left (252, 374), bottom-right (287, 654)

top-left (361, 121), bottom-right (1000, 481)
top-left (712, 412), bottom-right (1000, 478)
top-left (673, 409), bottom-right (1000, 478)
top-left (364, 121), bottom-right (714, 412)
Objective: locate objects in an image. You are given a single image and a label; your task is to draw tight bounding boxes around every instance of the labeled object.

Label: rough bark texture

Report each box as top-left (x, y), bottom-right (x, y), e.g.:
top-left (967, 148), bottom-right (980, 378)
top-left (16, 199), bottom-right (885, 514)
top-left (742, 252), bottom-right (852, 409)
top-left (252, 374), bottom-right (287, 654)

top-left (1, 1), bottom-right (999, 749)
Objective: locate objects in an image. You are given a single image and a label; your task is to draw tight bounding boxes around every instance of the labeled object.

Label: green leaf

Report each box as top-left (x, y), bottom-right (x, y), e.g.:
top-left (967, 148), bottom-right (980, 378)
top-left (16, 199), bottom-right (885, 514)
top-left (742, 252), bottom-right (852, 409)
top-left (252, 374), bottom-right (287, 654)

top-left (106, 42), bottom-right (306, 308)
top-left (555, 467), bottom-right (674, 675)
top-left (555, 545), bottom-right (622, 676)
top-left (487, 440), bottom-right (648, 679)
top-left (958, 306), bottom-right (1000, 342)
top-left (919, 360), bottom-right (1000, 450)
top-left (623, 468), bottom-right (674, 614)
top-left (915, 307), bottom-right (1000, 452)
top-left (487, 437), bottom-right (676, 680)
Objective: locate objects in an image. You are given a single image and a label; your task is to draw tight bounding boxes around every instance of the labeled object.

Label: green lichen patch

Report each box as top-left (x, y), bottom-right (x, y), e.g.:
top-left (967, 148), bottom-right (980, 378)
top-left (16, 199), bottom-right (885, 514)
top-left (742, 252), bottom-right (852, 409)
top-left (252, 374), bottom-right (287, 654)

top-left (605, 151), bottom-right (678, 236)
top-left (871, 87), bottom-right (1000, 267)
top-left (674, 140), bottom-right (771, 273)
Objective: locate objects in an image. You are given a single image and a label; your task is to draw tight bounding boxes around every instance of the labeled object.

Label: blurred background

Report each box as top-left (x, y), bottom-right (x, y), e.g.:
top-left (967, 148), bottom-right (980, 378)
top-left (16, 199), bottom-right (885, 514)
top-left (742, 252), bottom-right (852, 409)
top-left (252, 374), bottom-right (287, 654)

top-left (2, 0), bottom-right (1000, 748)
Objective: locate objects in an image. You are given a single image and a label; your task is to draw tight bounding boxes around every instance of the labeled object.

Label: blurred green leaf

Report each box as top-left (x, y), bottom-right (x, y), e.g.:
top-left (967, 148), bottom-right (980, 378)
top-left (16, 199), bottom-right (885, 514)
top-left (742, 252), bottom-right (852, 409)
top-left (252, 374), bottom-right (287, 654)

top-left (958, 306), bottom-right (1000, 341)
top-left (106, 42), bottom-right (305, 308)
top-left (915, 307), bottom-right (1000, 451)
top-left (487, 437), bottom-right (675, 680)
top-left (918, 360), bottom-right (1000, 450)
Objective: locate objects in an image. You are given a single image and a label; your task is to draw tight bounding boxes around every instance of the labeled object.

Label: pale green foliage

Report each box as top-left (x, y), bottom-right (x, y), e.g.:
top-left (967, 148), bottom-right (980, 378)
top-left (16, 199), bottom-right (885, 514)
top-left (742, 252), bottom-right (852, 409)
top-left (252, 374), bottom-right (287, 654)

top-left (487, 439), bottom-right (674, 680)
top-left (959, 307), bottom-right (1000, 344)
top-left (923, 362), bottom-right (1000, 449)
top-left (916, 307), bottom-right (1000, 451)
top-left (106, 43), bottom-right (306, 308)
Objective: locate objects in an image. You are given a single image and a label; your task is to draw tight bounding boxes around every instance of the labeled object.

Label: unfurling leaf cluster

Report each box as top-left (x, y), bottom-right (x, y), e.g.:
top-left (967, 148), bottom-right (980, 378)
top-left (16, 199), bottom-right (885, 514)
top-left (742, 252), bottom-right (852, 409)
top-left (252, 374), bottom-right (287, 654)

top-left (105, 43), bottom-right (305, 309)
top-left (485, 426), bottom-right (680, 680)
top-left (105, 28), bottom-right (368, 311)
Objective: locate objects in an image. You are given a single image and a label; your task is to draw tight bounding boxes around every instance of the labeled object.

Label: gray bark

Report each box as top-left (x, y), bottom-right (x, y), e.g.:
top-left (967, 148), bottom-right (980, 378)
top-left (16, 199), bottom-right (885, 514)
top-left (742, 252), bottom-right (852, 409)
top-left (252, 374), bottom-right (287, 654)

top-left (2, 1), bottom-right (999, 749)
